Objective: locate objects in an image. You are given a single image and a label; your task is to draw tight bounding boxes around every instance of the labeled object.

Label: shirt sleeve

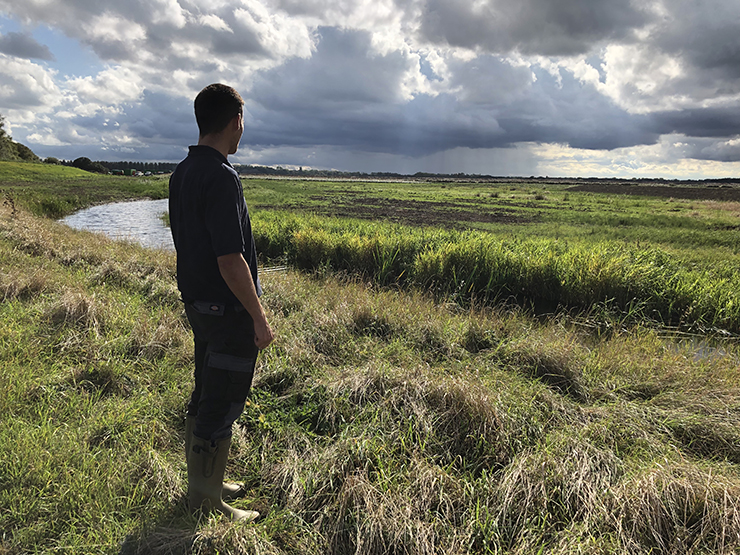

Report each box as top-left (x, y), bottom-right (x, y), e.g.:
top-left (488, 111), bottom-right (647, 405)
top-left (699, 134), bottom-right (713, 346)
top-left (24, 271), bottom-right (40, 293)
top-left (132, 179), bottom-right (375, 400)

top-left (204, 168), bottom-right (246, 257)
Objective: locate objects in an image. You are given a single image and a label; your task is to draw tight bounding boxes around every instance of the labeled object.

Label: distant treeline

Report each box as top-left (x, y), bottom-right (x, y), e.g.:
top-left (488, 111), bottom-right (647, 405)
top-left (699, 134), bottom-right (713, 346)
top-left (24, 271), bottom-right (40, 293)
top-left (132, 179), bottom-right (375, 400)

top-left (81, 161), bottom-right (179, 173)
top-left (234, 164), bottom-right (412, 179)
top-left (48, 157), bottom-right (740, 185)
top-left (234, 165), bottom-right (740, 186)
top-left (89, 162), bottom-right (395, 177)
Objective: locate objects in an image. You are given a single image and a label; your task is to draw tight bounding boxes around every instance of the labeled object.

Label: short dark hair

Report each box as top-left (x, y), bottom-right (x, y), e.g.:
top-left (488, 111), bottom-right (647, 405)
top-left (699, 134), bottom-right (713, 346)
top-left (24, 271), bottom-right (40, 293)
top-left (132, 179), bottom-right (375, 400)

top-left (194, 83), bottom-right (244, 137)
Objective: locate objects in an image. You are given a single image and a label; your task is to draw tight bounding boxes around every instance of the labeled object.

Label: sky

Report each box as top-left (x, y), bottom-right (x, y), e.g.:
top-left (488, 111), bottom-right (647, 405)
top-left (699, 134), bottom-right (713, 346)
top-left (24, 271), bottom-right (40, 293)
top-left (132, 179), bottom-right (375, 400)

top-left (0, 0), bottom-right (739, 178)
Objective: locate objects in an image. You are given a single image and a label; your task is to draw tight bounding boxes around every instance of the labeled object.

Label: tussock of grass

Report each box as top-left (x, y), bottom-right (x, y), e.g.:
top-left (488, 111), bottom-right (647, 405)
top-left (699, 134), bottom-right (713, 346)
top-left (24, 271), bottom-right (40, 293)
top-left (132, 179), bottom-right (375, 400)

top-left (318, 365), bottom-right (559, 474)
top-left (127, 310), bottom-right (190, 361)
top-left (500, 334), bottom-right (589, 402)
top-left (65, 363), bottom-right (136, 398)
top-left (45, 290), bottom-right (103, 329)
top-left (0, 268), bottom-right (50, 300)
top-left (494, 431), bottom-right (624, 545)
top-left (615, 464), bottom-right (740, 554)
top-left (648, 399), bottom-right (740, 464)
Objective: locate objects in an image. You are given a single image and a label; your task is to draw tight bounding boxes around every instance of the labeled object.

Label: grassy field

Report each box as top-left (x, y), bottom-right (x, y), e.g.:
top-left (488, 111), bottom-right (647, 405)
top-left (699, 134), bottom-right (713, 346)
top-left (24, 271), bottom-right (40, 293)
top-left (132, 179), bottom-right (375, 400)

top-left (241, 177), bottom-right (740, 333)
top-left (241, 177), bottom-right (740, 254)
top-left (0, 161), bottom-right (169, 218)
top-left (2, 162), bottom-right (740, 554)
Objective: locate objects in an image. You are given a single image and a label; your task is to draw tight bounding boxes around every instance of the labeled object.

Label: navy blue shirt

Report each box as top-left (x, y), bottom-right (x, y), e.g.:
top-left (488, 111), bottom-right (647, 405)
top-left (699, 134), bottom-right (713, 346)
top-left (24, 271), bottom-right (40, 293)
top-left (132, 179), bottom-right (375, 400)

top-left (169, 145), bottom-right (261, 304)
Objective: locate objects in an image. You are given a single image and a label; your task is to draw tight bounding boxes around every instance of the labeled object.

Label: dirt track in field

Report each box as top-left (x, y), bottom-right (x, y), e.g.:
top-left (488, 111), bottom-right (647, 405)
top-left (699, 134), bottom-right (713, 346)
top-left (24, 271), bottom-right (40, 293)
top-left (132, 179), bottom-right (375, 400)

top-left (257, 181), bottom-right (740, 228)
top-left (566, 183), bottom-right (740, 202)
top-left (317, 196), bottom-right (533, 226)
top-left (259, 195), bottom-right (535, 228)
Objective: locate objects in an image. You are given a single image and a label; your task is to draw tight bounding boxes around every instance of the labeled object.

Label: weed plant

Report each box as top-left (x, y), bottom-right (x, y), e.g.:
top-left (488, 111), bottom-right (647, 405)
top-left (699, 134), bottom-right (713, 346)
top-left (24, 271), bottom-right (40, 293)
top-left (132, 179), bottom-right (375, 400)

top-left (3, 198), bottom-right (740, 554)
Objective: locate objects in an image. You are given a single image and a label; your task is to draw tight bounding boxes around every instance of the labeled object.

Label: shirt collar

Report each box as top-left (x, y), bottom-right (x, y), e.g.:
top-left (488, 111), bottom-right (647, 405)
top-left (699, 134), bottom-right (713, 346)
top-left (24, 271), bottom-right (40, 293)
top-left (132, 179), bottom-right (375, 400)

top-left (188, 145), bottom-right (229, 165)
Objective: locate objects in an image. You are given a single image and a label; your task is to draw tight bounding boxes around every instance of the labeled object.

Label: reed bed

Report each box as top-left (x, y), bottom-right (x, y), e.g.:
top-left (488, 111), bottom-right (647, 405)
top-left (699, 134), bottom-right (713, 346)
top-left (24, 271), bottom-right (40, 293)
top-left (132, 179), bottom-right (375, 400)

top-left (254, 212), bottom-right (740, 333)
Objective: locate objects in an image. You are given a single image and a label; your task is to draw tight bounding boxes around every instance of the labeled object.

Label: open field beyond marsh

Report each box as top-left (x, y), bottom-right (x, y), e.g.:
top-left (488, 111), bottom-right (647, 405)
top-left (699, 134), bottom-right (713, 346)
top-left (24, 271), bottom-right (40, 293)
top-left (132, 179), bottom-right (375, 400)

top-left (239, 175), bottom-right (740, 275)
top-left (2, 163), bottom-right (740, 554)
top-left (240, 176), bottom-right (740, 333)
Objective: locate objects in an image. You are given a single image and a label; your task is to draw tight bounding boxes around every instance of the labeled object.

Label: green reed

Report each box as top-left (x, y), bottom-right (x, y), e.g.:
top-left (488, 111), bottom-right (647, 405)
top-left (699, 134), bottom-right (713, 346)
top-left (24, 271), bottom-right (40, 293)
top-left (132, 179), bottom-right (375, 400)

top-left (253, 211), bottom-right (740, 332)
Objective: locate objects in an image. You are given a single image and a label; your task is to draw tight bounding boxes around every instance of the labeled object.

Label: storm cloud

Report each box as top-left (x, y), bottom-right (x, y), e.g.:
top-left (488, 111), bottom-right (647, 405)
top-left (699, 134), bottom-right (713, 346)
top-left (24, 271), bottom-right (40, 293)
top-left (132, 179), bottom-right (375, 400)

top-left (417, 0), bottom-right (653, 56)
top-left (0, 0), bottom-right (738, 177)
top-left (245, 30), bottom-right (657, 156)
top-left (0, 31), bottom-right (53, 60)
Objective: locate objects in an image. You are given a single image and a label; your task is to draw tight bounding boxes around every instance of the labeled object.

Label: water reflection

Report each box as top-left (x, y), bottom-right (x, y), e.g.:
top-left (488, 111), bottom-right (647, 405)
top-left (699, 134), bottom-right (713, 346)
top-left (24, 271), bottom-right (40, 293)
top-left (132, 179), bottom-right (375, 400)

top-left (60, 198), bottom-right (173, 250)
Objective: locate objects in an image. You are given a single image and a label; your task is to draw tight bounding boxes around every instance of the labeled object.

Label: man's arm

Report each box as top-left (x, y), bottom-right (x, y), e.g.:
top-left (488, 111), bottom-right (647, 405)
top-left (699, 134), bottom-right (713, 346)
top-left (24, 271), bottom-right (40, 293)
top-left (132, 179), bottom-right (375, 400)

top-left (217, 252), bottom-right (274, 349)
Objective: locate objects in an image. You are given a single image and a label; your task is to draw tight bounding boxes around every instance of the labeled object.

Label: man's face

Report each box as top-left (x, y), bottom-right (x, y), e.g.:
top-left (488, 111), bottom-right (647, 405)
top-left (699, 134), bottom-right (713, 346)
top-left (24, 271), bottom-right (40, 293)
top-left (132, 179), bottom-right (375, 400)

top-left (228, 112), bottom-right (244, 155)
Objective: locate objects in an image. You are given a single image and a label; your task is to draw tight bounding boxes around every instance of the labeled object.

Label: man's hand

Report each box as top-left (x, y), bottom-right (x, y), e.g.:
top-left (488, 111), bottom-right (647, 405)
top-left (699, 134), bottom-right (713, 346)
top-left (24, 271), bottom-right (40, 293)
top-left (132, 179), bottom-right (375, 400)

top-left (217, 252), bottom-right (275, 350)
top-left (253, 312), bottom-right (274, 350)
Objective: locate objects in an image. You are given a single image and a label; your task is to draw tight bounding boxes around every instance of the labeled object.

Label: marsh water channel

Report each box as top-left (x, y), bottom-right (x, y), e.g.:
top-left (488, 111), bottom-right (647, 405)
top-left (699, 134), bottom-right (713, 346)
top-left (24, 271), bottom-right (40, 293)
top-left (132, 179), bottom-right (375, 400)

top-left (60, 198), bottom-right (174, 250)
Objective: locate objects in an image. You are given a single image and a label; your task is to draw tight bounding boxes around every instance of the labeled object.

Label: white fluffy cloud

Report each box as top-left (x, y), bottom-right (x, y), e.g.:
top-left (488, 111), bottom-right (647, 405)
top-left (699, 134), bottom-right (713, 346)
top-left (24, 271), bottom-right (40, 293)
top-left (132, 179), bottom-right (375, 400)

top-left (0, 0), bottom-right (738, 177)
top-left (66, 66), bottom-right (144, 106)
top-left (0, 54), bottom-right (61, 118)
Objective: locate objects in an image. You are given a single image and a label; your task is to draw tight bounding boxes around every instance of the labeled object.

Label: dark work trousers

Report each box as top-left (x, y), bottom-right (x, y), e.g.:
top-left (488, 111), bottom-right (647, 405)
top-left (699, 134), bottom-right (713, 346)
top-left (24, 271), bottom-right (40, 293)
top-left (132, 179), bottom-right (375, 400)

top-left (184, 301), bottom-right (259, 442)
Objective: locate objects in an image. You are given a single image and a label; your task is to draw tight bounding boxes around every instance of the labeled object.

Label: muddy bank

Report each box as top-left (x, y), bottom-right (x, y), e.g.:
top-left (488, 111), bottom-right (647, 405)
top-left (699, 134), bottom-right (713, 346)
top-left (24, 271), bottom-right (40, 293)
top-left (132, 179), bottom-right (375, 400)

top-left (567, 182), bottom-right (740, 202)
top-left (258, 195), bottom-right (535, 228)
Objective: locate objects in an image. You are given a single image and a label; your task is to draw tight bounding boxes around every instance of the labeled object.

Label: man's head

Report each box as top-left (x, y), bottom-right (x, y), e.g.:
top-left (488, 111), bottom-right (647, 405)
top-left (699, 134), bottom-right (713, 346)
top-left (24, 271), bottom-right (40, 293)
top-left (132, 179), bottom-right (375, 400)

top-left (194, 83), bottom-right (244, 139)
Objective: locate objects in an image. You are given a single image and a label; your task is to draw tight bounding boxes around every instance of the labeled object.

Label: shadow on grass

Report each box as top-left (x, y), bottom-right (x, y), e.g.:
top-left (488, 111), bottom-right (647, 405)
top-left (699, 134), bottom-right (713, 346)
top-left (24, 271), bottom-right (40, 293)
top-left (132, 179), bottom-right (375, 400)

top-left (118, 497), bottom-right (270, 555)
top-left (119, 502), bottom-right (277, 555)
top-left (119, 498), bottom-right (196, 555)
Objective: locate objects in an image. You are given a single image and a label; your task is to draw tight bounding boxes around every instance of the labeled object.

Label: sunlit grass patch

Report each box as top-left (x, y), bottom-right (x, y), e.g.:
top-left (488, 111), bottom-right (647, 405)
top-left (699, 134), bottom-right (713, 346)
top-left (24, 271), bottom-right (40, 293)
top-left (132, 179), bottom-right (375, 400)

top-left (0, 160), bottom-right (169, 218)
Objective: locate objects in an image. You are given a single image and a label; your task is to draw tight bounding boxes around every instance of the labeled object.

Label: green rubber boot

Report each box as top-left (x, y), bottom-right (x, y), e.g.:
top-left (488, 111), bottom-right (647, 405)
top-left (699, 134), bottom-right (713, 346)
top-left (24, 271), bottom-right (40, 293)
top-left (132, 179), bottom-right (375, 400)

top-left (187, 433), bottom-right (259, 521)
top-left (185, 416), bottom-right (246, 501)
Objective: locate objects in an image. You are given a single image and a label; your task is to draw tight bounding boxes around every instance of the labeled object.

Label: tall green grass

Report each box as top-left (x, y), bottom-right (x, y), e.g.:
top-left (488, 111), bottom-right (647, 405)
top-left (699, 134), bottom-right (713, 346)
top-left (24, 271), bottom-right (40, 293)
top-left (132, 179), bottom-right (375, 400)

top-left (3, 202), bottom-right (740, 554)
top-left (254, 212), bottom-right (740, 333)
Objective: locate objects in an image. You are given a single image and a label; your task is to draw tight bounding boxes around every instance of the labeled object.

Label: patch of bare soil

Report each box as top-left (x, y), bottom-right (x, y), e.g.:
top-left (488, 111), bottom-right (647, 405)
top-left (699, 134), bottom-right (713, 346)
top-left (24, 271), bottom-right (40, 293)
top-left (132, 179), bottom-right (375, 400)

top-left (260, 196), bottom-right (534, 227)
top-left (567, 183), bottom-right (740, 202)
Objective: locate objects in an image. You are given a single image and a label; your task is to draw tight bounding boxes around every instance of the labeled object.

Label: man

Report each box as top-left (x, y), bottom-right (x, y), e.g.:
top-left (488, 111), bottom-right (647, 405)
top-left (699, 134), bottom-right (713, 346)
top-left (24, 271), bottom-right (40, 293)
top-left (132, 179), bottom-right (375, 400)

top-left (169, 83), bottom-right (274, 521)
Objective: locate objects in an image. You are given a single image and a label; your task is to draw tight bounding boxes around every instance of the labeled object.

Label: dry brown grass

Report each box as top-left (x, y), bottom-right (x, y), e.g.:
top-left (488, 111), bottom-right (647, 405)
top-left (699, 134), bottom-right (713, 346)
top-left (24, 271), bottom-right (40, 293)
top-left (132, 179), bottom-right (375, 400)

top-left (128, 309), bottom-right (190, 361)
top-left (0, 269), bottom-right (50, 301)
top-left (494, 431), bottom-right (623, 546)
top-left (45, 289), bottom-right (104, 330)
top-left (615, 463), bottom-right (740, 554)
top-left (697, 199), bottom-right (740, 218)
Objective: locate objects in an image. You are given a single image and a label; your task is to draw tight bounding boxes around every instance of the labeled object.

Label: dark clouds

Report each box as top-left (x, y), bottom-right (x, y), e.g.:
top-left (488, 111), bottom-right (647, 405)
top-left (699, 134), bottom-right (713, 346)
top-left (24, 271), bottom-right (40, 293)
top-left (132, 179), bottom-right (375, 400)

top-left (653, 0), bottom-right (740, 78)
top-left (244, 30), bottom-right (657, 156)
top-left (251, 28), bottom-right (411, 111)
top-left (653, 108), bottom-right (740, 139)
top-left (417, 0), bottom-right (652, 56)
top-left (0, 31), bottom-right (53, 60)
top-left (0, 0), bottom-right (739, 176)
